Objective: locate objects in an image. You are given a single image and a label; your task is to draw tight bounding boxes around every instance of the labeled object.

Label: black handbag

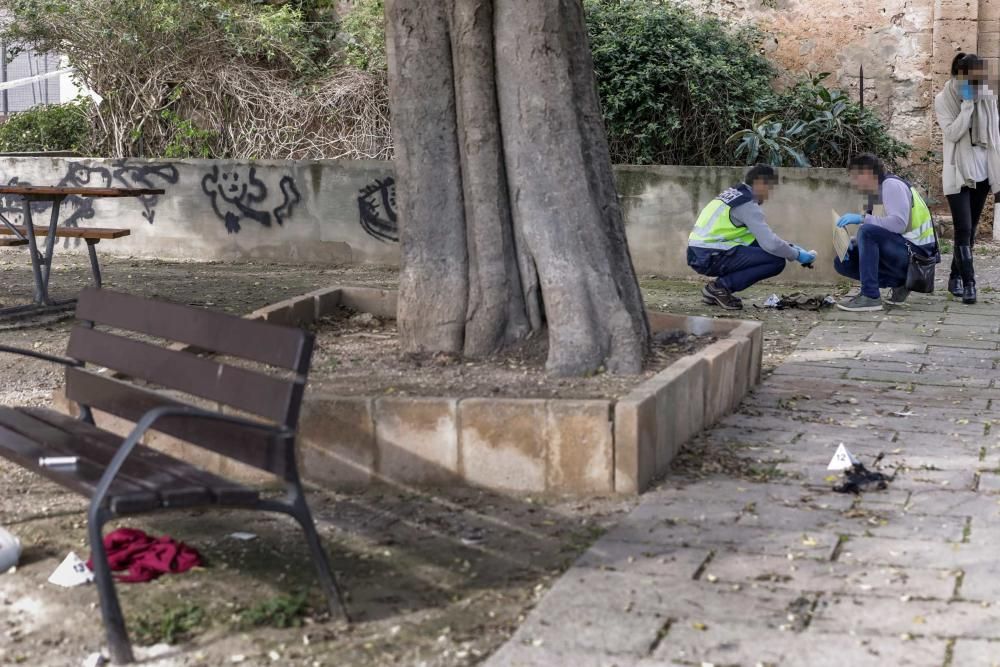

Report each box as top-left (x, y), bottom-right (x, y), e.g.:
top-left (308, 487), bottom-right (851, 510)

top-left (905, 220), bottom-right (941, 294)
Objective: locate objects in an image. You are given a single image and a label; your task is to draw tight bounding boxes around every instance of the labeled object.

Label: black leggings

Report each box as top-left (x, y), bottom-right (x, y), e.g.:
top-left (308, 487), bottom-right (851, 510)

top-left (946, 180), bottom-right (991, 278)
top-left (946, 180), bottom-right (991, 247)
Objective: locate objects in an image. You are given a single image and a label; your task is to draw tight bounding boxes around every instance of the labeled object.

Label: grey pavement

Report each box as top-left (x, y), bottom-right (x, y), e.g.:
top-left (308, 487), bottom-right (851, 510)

top-left (487, 281), bottom-right (1000, 666)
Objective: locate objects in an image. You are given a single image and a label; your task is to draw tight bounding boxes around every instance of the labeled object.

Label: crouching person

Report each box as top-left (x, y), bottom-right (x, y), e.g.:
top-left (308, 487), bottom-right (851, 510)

top-left (688, 164), bottom-right (817, 310)
top-left (834, 154), bottom-right (937, 312)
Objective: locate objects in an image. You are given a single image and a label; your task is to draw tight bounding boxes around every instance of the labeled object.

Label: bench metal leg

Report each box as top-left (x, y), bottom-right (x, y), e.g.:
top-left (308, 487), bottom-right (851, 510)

top-left (88, 509), bottom-right (134, 665)
top-left (86, 239), bottom-right (102, 288)
top-left (269, 487), bottom-right (349, 622)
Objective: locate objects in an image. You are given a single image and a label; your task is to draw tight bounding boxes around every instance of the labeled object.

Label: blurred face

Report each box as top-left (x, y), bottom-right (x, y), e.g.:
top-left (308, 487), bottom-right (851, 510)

top-left (751, 178), bottom-right (774, 203)
top-left (849, 167), bottom-right (880, 195)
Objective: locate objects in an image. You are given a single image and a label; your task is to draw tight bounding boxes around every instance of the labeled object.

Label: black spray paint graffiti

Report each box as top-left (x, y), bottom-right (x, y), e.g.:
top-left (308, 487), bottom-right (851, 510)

top-left (358, 176), bottom-right (398, 243)
top-left (0, 160), bottom-right (179, 230)
top-left (202, 166), bottom-right (302, 234)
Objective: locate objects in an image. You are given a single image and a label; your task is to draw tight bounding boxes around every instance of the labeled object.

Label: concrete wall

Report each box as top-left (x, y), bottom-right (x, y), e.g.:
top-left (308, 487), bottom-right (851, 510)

top-left (0, 157), bottom-right (871, 284)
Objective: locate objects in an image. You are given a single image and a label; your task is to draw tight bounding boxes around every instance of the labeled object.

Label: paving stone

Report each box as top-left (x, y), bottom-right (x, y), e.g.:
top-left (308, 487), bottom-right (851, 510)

top-left (811, 594), bottom-right (1000, 639)
top-left (650, 624), bottom-right (944, 666)
top-left (605, 521), bottom-right (839, 560)
top-left (848, 367), bottom-right (992, 388)
top-left (575, 541), bottom-right (710, 578)
top-left (837, 536), bottom-right (987, 569)
top-left (704, 551), bottom-right (957, 599)
top-left (950, 640), bottom-right (1000, 667)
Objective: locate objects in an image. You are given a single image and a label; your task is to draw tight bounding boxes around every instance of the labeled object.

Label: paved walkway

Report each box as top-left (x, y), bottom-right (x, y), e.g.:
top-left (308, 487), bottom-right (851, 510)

top-left (488, 291), bottom-right (1000, 666)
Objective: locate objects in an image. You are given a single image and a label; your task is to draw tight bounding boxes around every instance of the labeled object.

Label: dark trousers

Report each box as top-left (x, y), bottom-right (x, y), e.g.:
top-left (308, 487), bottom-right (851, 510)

top-left (946, 180), bottom-right (991, 278)
top-left (834, 224), bottom-right (913, 299)
top-left (687, 243), bottom-right (786, 293)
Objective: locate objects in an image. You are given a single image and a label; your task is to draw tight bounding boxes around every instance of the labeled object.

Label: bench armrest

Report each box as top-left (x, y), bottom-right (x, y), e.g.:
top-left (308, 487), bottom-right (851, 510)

top-left (88, 406), bottom-right (288, 521)
top-left (0, 344), bottom-right (82, 368)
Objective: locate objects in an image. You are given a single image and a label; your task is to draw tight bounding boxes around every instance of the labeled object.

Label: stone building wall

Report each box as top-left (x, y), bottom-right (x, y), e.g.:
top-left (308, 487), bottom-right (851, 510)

top-left (683, 1), bottom-right (996, 167)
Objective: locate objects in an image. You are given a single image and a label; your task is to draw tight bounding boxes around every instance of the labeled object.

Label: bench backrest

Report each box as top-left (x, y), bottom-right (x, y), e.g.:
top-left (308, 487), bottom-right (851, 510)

top-left (63, 288), bottom-right (313, 479)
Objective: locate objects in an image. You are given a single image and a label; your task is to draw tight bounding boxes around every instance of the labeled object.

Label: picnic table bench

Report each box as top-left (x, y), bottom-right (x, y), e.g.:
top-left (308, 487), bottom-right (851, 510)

top-left (0, 185), bottom-right (162, 315)
top-left (0, 288), bottom-right (348, 664)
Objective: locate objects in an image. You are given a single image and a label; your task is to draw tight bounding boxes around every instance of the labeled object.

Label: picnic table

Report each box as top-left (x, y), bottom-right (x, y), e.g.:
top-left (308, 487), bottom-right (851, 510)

top-left (0, 185), bottom-right (165, 315)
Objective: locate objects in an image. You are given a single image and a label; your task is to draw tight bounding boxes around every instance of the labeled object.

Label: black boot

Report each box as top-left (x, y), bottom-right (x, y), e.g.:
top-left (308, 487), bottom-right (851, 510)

top-left (949, 254), bottom-right (964, 297)
top-left (958, 245), bottom-right (977, 305)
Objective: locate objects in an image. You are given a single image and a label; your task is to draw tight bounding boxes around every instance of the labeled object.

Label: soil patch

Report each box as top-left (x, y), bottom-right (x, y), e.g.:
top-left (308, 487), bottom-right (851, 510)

top-left (309, 306), bottom-right (714, 400)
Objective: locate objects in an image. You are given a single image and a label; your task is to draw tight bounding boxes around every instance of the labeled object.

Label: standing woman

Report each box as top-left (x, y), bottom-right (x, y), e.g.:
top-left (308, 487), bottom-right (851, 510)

top-left (935, 53), bottom-right (1000, 305)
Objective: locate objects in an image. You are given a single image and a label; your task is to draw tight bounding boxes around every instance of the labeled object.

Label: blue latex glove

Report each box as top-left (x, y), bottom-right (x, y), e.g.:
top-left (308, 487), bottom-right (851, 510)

top-left (796, 247), bottom-right (817, 266)
top-left (837, 213), bottom-right (864, 228)
top-left (960, 80), bottom-right (976, 101)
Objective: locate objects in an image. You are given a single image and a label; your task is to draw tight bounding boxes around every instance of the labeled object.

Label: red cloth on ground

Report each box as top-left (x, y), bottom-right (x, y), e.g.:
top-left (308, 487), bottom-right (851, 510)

top-left (87, 528), bottom-right (202, 583)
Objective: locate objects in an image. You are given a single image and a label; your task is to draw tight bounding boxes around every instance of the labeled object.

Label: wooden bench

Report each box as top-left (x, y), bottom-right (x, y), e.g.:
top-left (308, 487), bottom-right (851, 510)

top-left (0, 224), bottom-right (131, 288)
top-left (0, 288), bottom-right (348, 664)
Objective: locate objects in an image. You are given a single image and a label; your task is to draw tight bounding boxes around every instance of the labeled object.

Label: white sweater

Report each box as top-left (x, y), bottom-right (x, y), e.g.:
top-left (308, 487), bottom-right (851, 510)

top-left (935, 89), bottom-right (1000, 195)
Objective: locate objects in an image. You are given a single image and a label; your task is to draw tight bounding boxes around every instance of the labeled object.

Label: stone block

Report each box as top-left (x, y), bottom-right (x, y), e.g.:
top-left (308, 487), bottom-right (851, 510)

top-left (338, 287), bottom-right (398, 320)
top-left (647, 310), bottom-right (738, 336)
top-left (701, 338), bottom-right (743, 427)
top-left (731, 321), bottom-right (763, 387)
top-left (306, 286), bottom-right (342, 319)
top-left (982, 0), bottom-right (1000, 21)
top-left (459, 398), bottom-right (548, 493)
top-left (934, 0), bottom-right (979, 21)
top-left (251, 294), bottom-right (315, 327)
top-left (298, 395), bottom-right (375, 488)
top-left (978, 31), bottom-right (1000, 57)
top-left (614, 387), bottom-right (657, 494)
top-left (375, 397), bottom-right (459, 485)
top-left (546, 400), bottom-right (614, 494)
top-left (650, 356), bottom-right (706, 478)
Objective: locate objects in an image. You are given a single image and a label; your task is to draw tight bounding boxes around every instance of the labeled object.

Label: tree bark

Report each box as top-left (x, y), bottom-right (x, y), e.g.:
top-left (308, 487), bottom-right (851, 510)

top-left (386, 0), bottom-right (649, 375)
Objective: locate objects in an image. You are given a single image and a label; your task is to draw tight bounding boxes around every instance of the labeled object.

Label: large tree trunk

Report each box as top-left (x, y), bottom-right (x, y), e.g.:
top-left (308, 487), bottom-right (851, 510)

top-left (386, 0), bottom-right (649, 376)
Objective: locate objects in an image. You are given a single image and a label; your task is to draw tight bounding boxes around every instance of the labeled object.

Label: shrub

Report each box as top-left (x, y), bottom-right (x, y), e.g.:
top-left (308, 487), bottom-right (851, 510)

top-left (0, 99), bottom-right (91, 153)
top-left (730, 73), bottom-right (911, 170)
top-left (340, 0), bottom-right (386, 72)
top-left (585, 0), bottom-right (776, 166)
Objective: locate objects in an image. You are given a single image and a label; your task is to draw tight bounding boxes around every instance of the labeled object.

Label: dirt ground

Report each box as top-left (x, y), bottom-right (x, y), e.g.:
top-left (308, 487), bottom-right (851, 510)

top-left (309, 306), bottom-right (713, 400)
top-left (0, 252), bottom-right (833, 667)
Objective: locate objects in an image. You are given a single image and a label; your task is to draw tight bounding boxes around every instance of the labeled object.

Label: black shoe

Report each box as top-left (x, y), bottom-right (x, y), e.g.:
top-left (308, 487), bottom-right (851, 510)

top-left (958, 245), bottom-right (977, 305)
top-left (964, 281), bottom-right (978, 304)
top-left (948, 275), bottom-right (964, 298)
top-left (702, 282), bottom-right (743, 310)
top-left (885, 287), bottom-right (910, 305)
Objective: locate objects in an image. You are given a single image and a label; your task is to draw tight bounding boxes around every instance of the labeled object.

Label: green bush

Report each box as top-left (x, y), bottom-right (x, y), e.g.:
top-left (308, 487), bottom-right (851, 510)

top-left (584, 0), bottom-right (909, 170)
top-left (340, 0), bottom-right (386, 71)
top-left (0, 100), bottom-right (91, 153)
top-left (730, 73), bottom-right (911, 170)
top-left (585, 0), bottom-right (776, 166)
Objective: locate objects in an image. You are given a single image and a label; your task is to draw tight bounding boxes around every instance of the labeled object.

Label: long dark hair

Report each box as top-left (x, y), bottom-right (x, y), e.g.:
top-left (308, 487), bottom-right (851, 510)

top-left (952, 52), bottom-right (985, 77)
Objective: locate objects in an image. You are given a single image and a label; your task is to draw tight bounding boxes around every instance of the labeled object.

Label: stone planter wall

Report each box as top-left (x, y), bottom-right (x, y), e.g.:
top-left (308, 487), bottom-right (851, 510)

top-left (53, 287), bottom-right (763, 496)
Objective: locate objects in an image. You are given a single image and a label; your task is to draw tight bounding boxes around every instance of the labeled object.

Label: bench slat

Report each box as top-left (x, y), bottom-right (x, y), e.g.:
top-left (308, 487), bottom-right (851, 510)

top-left (65, 367), bottom-right (288, 478)
top-left (0, 238), bottom-right (27, 247)
top-left (0, 407), bottom-right (210, 511)
top-left (24, 408), bottom-right (257, 506)
top-left (0, 225), bottom-right (129, 240)
top-left (75, 288), bottom-right (308, 371)
top-left (0, 421), bottom-right (157, 510)
top-left (67, 325), bottom-right (295, 423)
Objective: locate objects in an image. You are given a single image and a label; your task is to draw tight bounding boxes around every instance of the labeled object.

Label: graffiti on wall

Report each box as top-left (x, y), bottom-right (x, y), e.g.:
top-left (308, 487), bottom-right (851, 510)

top-left (358, 176), bottom-right (398, 243)
top-left (0, 160), bottom-right (179, 229)
top-left (202, 166), bottom-right (302, 234)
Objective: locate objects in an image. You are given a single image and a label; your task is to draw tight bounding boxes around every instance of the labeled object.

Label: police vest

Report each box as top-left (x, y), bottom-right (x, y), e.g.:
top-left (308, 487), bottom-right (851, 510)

top-left (883, 176), bottom-right (935, 247)
top-left (688, 184), bottom-right (757, 250)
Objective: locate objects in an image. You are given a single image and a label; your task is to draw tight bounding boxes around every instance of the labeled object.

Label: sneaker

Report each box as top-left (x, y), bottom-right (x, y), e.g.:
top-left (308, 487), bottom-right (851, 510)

top-left (836, 294), bottom-right (883, 312)
top-left (884, 287), bottom-right (909, 305)
top-left (702, 281), bottom-right (743, 310)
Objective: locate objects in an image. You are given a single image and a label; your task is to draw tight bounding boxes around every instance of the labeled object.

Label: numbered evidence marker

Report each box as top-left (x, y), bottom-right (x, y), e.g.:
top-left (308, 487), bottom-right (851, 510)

top-left (48, 551), bottom-right (95, 587)
top-left (827, 443), bottom-right (861, 472)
